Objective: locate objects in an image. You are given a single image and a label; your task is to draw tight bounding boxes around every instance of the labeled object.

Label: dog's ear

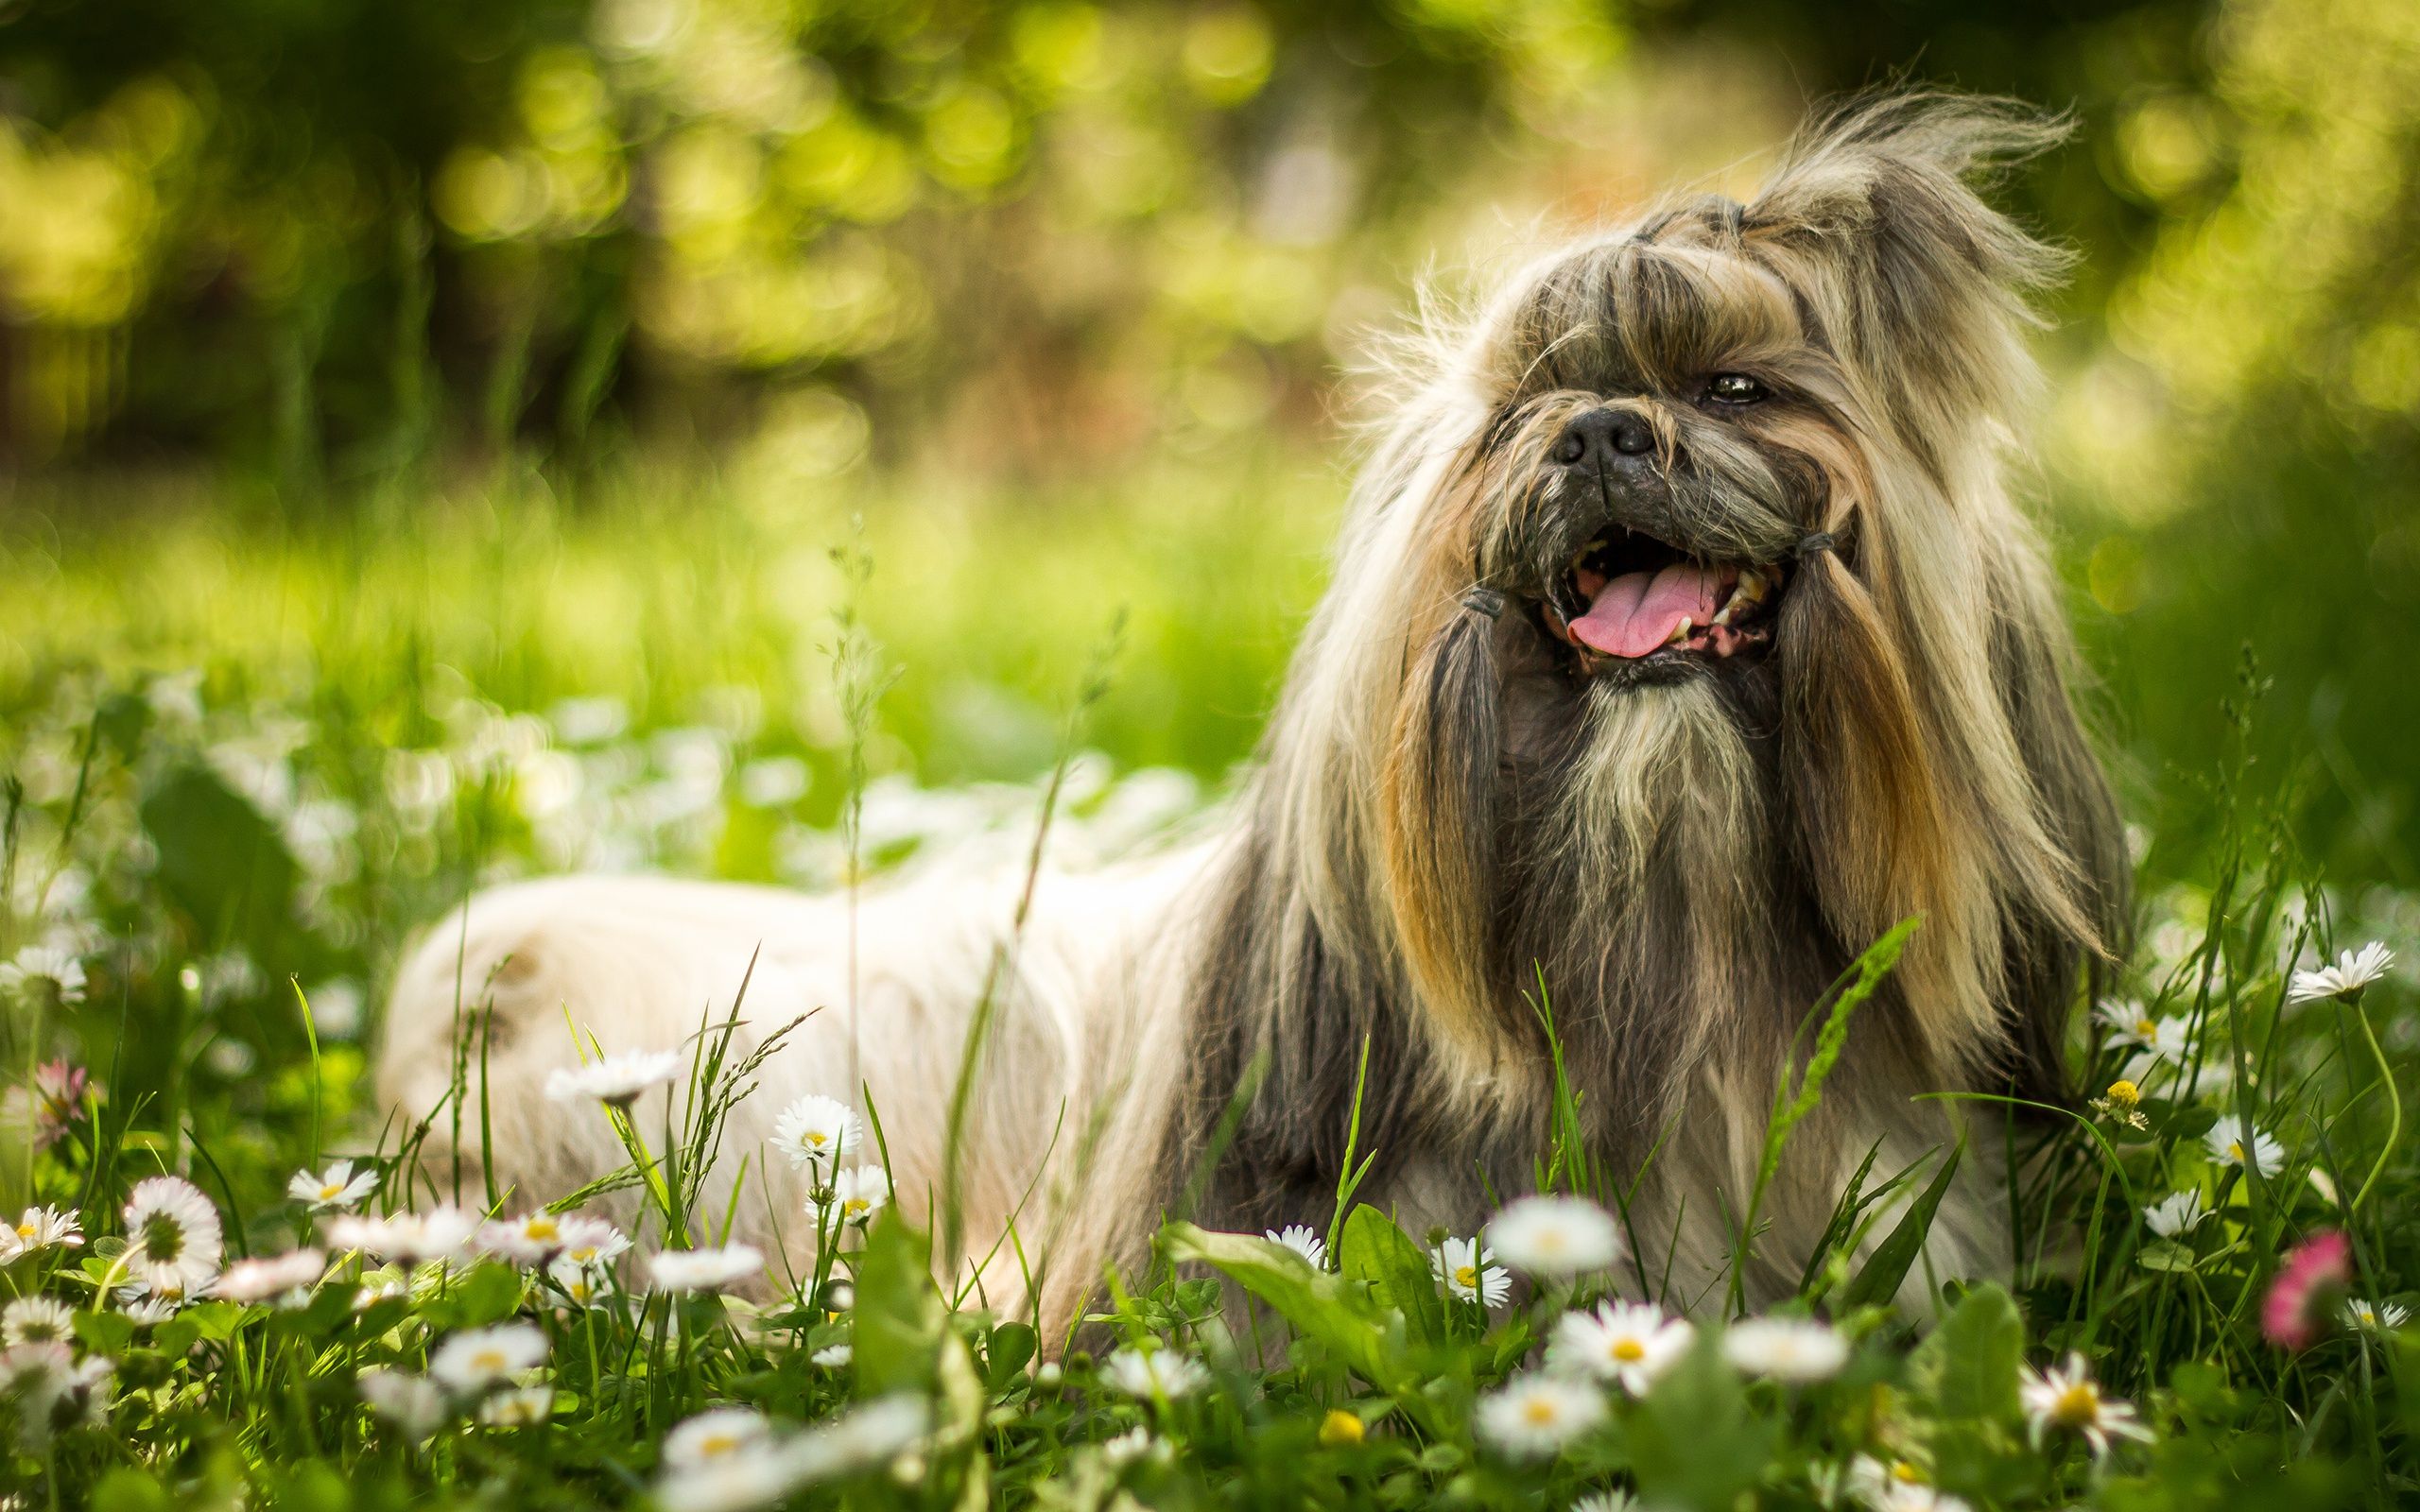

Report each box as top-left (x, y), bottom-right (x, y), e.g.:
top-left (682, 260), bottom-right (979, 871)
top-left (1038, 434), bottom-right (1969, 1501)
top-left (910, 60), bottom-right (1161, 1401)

top-left (1741, 94), bottom-right (2072, 447)
top-left (1379, 597), bottom-right (1506, 1055)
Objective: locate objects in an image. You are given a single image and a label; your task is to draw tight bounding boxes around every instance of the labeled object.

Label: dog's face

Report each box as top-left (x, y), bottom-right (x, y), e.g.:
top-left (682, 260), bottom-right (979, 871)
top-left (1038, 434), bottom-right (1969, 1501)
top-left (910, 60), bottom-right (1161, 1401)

top-left (1467, 226), bottom-right (1836, 697)
top-left (1253, 97), bottom-right (2129, 1125)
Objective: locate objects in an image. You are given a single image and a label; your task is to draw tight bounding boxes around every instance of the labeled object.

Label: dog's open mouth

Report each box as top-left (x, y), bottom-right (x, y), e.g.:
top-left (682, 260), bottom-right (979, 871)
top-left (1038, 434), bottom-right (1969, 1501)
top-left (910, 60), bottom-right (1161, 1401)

top-left (1540, 527), bottom-right (1783, 673)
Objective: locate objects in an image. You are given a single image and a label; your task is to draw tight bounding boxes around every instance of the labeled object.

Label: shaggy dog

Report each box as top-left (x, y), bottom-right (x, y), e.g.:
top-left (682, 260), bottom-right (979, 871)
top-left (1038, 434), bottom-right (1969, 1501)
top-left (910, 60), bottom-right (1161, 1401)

top-left (380, 94), bottom-right (2127, 1332)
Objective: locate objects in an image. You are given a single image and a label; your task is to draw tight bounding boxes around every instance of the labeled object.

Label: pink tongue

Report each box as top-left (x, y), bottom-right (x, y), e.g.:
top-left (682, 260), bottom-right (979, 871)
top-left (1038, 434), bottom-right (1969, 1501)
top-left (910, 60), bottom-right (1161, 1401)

top-left (1568, 563), bottom-right (1725, 658)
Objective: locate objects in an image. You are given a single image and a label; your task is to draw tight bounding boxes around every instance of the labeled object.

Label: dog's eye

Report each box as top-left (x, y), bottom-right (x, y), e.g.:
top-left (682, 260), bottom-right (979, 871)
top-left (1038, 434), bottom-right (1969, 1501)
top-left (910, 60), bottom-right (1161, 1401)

top-left (1705, 373), bottom-right (1766, 405)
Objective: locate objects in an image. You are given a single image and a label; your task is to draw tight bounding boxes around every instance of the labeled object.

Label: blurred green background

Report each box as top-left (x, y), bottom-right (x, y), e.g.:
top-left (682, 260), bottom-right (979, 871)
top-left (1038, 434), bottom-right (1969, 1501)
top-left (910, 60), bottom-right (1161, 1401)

top-left (1, 0), bottom-right (2415, 890)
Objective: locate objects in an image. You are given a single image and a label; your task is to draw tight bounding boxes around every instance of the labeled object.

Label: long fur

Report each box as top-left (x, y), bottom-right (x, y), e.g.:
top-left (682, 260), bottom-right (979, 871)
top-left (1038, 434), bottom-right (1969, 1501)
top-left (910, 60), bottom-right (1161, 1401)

top-left (377, 94), bottom-right (2129, 1332)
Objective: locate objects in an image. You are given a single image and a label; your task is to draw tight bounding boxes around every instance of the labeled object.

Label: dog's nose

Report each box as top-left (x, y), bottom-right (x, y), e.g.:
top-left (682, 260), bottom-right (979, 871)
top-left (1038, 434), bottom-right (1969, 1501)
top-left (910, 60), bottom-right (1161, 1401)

top-left (1552, 408), bottom-right (1656, 467)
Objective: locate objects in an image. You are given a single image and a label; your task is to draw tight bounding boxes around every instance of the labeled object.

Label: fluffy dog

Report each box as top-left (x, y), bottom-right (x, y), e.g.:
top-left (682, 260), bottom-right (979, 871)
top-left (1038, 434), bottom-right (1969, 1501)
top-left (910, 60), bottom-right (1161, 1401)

top-left (380, 94), bottom-right (2127, 1332)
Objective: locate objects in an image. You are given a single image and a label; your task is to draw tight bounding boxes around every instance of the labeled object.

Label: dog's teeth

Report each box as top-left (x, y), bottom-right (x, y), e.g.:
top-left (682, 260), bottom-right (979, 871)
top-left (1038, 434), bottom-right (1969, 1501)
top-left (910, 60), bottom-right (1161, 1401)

top-left (1664, 617), bottom-right (1692, 646)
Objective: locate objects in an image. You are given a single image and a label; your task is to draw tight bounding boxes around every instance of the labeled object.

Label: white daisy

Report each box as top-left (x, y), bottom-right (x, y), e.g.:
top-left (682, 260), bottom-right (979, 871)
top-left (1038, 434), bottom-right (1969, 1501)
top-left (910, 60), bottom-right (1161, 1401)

top-left (477, 1385), bottom-right (554, 1426)
top-left (1476, 1371), bottom-right (1607, 1459)
top-left (2143, 1190), bottom-right (2209, 1239)
top-left (786, 1393), bottom-right (931, 1483)
top-left (546, 1256), bottom-right (613, 1309)
top-left (2095, 1000), bottom-right (2191, 1059)
top-left (2342, 1297), bottom-right (2411, 1332)
top-left (0, 1297), bottom-right (76, 1347)
top-left (2288, 941), bottom-right (2396, 1004)
top-left (287, 1160), bottom-right (378, 1212)
top-left (1570, 1493), bottom-right (1639, 1512)
top-left (0, 945), bottom-right (87, 1007)
top-left (2019, 1352), bottom-right (2152, 1458)
top-left (770, 1094), bottom-right (861, 1171)
top-left (811, 1343), bottom-right (853, 1368)
top-left (0, 1340), bottom-right (110, 1438)
top-left (0, 1340), bottom-right (71, 1396)
top-left (666, 1406), bottom-right (775, 1469)
top-left (1548, 1301), bottom-right (1693, 1395)
top-left (2204, 1115), bottom-right (2286, 1177)
top-left (325, 1205), bottom-right (478, 1265)
top-left (825, 1166), bottom-right (890, 1226)
top-left (656, 1444), bottom-right (806, 1512)
top-left (122, 1176), bottom-right (224, 1297)
top-left (359, 1367), bottom-right (449, 1439)
top-left (208, 1248), bottom-right (326, 1304)
top-left (1722, 1316), bottom-right (1849, 1383)
top-left (1100, 1424), bottom-right (1165, 1468)
top-left (557, 1216), bottom-right (631, 1269)
top-left (1102, 1343), bottom-right (1211, 1400)
top-left (1846, 1455), bottom-right (1972, 1512)
top-left (649, 1244), bottom-right (765, 1294)
top-left (428, 1322), bottom-right (548, 1396)
top-left (544, 1048), bottom-right (682, 1107)
top-left (478, 1210), bottom-right (579, 1264)
top-left (0, 1205), bottom-right (83, 1260)
top-left (1487, 1194), bottom-right (1625, 1279)
top-left (114, 1290), bottom-right (179, 1325)
top-left (1431, 1235), bottom-right (1512, 1307)
top-left (1266, 1224), bottom-right (1330, 1269)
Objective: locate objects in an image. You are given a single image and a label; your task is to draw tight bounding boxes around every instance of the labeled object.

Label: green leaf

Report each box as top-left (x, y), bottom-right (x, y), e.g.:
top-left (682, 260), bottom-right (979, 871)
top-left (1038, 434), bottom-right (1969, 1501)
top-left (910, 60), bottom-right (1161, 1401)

top-left (90, 1469), bottom-right (170, 1512)
top-left (1910, 1281), bottom-right (2023, 1420)
top-left (155, 1314), bottom-right (204, 1360)
top-left (986, 1322), bottom-right (1037, 1387)
top-left (141, 762), bottom-right (302, 949)
top-left (1161, 1222), bottom-right (1434, 1432)
top-left (75, 1310), bottom-right (137, 1357)
top-left (179, 1300), bottom-right (250, 1341)
top-left (1626, 1332), bottom-right (1772, 1510)
top-left (418, 1262), bottom-right (525, 1332)
top-left (1841, 1140), bottom-right (1962, 1311)
top-left (1335, 1205), bottom-right (1446, 1350)
top-left (2137, 1239), bottom-right (2199, 1273)
top-left (854, 1211), bottom-right (943, 1400)
top-left (96, 690), bottom-right (151, 762)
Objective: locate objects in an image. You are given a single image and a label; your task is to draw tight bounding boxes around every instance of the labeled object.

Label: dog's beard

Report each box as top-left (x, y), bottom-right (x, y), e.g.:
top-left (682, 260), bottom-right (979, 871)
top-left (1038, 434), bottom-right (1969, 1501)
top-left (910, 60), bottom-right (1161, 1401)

top-left (1548, 679), bottom-right (1762, 903)
top-left (1499, 676), bottom-right (1779, 1140)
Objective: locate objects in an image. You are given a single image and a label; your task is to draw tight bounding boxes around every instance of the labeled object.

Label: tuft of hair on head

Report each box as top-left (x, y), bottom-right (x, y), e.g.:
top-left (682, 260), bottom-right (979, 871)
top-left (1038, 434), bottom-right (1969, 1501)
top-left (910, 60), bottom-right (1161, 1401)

top-left (1737, 90), bottom-right (2076, 450)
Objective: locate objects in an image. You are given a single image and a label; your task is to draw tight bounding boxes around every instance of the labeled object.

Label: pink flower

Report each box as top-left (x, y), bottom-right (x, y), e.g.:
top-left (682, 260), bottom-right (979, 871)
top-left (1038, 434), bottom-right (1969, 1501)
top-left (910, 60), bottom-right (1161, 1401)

top-left (3, 1061), bottom-right (89, 1151)
top-left (2263, 1230), bottom-right (2352, 1351)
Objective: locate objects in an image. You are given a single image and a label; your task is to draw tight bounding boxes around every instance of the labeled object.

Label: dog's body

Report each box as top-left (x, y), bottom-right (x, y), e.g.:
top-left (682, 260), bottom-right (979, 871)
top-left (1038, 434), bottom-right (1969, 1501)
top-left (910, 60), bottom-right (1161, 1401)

top-left (381, 95), bottom-right (2127, 1332)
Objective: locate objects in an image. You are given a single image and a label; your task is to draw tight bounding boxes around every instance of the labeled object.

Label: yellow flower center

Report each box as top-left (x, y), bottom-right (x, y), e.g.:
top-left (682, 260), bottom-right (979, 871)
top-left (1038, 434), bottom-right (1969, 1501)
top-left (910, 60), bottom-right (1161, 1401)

top-left (1454, 1265), bottom-right (1478, 1289)
top-left (526, 1217), bottom-right (559, 1241)
top-left (804, 1132), bottom-right (828, 1147)
top-left (1521, 1399), bottom-right (1558, 1426)
top-left (2135, 1019), bottom-right (2157, 1039)
top-left (842, 1197), bottom-right (870, 1216)
top-left (1612, 1338), bottom-right (1646, 1363)
top-left (2106, 1079), bottom-right (2140, 1107)
top-left (2052, 1382), bottom-right (2100, 1427)
top-left (320, 1183), bottom-right (346, 1200)
top-left (699, 1434), bottom-right (739, 1459)
top-left (1318, 1409), bottom-right (1364, 1447)
top-left (14, 1223), bottom-right (33, 1239)
top-left (1891, 1461), bottom-right (1923, 1485)
top-left (2227, 1140), bottom-right (2246, 1162)
top-left (472, 1349), bottom-right (506, 1372)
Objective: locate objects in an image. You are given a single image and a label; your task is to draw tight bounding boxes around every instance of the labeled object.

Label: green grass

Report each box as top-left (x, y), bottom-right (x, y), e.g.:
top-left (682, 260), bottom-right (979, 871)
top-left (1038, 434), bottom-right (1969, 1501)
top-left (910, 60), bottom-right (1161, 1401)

top-left (0, 462), bottom-right (2413, 1509)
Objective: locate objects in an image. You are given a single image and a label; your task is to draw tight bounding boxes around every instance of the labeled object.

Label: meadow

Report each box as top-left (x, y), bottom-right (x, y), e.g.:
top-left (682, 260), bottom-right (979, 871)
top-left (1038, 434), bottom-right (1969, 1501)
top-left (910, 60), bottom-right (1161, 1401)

top-left (3, 0), bottom-right (2419, 1502)
top-left (0, 450), bottom-right (2413, 1509)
